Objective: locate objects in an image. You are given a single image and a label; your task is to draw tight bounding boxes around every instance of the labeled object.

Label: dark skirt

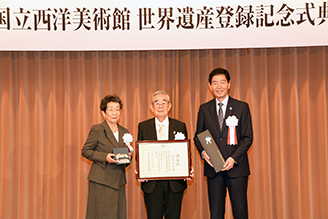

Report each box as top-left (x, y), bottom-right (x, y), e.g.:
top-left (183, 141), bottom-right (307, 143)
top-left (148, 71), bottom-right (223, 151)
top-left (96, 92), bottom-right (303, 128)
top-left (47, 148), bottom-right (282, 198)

top-left (86, 181), bottom-right (127, 219)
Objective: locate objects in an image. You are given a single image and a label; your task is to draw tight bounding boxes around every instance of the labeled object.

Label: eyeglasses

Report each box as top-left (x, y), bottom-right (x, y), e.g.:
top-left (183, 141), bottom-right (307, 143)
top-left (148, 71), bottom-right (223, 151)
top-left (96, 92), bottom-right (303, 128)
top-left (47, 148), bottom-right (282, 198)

top-left (106, 108), bottom-right (121, 113)
top-left (153, 101), bottom-right (168, 107)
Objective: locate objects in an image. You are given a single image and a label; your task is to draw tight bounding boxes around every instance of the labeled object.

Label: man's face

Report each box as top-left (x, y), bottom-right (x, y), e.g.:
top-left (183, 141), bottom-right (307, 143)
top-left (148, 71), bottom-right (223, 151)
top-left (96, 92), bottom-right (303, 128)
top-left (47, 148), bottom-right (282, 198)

top-left (150, 93), bottom-right (171, 121)
top-left (208, 74), bottom-right (231, 102)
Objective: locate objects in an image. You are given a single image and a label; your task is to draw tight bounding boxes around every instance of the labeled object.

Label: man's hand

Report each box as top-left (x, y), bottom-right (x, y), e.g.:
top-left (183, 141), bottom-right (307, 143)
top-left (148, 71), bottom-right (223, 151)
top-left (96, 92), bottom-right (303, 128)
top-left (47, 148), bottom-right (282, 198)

top-left (202, 151), bottom-right (213, 167)
top-left (134, 169), bottom-right (148, 182)
top-left (222, 157), bottom-right (235, 171)
top-left (184, 166), bottom-right (194, 181)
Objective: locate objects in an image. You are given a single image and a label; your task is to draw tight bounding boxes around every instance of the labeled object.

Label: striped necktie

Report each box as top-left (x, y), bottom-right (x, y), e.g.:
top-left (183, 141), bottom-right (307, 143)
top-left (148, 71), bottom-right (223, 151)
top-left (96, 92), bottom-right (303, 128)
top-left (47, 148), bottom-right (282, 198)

top-left (218, 102), bottom-right (223, 131)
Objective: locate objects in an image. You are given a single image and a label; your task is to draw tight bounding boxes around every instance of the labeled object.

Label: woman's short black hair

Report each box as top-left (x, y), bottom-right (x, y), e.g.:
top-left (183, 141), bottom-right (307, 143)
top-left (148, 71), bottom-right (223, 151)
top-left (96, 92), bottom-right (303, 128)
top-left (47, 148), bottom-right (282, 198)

top-left (100, 95), bottom-right (123, 112)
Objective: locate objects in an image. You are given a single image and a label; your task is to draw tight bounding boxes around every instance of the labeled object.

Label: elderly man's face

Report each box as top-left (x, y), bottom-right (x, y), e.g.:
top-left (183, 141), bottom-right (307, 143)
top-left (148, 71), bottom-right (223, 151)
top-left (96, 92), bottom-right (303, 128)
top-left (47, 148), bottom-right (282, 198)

top-left (150, 93), bottom-right (171, 122)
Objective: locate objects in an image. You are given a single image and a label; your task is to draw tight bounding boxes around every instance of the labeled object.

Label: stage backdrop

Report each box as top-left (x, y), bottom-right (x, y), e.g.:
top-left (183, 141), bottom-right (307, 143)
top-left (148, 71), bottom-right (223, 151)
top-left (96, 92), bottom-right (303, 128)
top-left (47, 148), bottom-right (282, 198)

top-left (1, 0), bottom-right (328, 50)
top-left (1, 47), bottom-right (328, 219)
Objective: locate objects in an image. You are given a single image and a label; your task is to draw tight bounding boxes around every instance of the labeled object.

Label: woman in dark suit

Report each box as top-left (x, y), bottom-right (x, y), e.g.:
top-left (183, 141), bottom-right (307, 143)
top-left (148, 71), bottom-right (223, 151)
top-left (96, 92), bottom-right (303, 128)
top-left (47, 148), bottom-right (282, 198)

top-left (82, 95), bottom-right (132, 219)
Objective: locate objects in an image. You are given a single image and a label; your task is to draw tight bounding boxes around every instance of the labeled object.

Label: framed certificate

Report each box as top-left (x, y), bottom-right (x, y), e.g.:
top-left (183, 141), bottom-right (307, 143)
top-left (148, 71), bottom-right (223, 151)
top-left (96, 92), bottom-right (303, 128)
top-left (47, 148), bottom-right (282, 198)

top-left (136, 140), bottom-right (191, 181)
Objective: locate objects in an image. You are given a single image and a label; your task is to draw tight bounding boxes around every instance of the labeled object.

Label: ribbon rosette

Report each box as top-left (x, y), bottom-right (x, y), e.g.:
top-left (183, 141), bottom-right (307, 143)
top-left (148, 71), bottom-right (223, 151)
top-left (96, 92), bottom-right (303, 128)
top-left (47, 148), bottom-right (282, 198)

top-left (205, 135), bottom-right (212, 144)
top-left (174, 131), bottom-right (186, 140)
top-left (122, 133), bottom-right (134, 154)
top-left (225, 115), bottom-right (238, 145)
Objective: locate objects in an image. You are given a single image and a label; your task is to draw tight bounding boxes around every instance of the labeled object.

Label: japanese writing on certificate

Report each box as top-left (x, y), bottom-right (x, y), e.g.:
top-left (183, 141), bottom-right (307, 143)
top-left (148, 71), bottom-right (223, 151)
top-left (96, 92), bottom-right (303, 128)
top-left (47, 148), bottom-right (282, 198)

top-left (139, 141), bottom-right (189, 178)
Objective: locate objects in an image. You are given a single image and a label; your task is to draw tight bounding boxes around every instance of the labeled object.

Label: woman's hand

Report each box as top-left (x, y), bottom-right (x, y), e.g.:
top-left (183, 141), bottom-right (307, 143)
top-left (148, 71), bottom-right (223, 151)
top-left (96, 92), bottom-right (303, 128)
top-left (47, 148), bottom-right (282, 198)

top-left (106, 153), bottom-right (117, 164)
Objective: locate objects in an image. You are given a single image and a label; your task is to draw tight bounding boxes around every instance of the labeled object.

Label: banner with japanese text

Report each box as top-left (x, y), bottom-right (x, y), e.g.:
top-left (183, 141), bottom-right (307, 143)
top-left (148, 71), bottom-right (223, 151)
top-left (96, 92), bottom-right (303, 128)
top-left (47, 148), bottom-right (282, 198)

top-left (1, 0), bottom-right (327, 50)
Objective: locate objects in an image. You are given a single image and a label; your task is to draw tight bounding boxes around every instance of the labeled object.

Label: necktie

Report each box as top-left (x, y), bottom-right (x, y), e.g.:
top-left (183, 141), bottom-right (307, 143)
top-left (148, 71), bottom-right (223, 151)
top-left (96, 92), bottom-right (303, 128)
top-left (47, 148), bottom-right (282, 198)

top-left (158, 123), bottom-right (165, 140)
top-left (218, 102), bottom-right (223, 131)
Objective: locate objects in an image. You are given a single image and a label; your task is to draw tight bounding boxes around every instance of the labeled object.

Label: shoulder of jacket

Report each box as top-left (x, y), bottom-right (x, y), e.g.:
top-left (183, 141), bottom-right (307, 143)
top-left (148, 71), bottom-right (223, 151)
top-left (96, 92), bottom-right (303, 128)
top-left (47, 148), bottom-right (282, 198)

top-left (91, 122), bottom-right (104, 130)
top-left (199, 98), bottom-right (215, 109)
top-left (230, 97), bottom-right (249, 107)
top-left (118, 124), bottom-right (129, 133)
top-left (169, 117), bottom-right (185, 125)
top-left (138, 118), bottom-right (154, 126)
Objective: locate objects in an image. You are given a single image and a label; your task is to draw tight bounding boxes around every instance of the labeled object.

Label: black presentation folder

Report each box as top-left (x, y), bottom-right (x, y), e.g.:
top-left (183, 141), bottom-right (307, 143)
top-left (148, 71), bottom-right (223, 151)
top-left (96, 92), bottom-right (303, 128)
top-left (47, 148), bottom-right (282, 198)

top-left (197, 130), bottom-right (225, 173)
top-left (113, 147), bottom-right (131, 165)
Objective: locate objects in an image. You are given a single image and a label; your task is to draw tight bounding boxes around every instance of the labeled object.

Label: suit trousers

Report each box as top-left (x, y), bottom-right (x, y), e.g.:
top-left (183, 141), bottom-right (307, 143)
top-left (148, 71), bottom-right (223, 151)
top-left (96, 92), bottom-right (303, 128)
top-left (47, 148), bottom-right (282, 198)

top-left (144, 180), bottom-right (184, 219)
top-left (207, 172), bottom-right (248, 219)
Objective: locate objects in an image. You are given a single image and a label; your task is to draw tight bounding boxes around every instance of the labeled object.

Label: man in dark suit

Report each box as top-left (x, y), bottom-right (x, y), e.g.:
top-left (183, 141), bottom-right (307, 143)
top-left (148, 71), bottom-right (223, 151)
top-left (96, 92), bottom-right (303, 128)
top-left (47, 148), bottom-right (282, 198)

top-left (194, 68), bottom-right (253, 219)
top-left (138, 91), bottom-right (188, 219)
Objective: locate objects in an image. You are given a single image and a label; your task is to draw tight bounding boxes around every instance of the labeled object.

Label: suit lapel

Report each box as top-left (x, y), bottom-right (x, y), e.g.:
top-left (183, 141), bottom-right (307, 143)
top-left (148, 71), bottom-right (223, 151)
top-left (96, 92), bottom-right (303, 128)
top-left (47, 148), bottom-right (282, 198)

top-left (101, 120), bottom-right (121, 148)
top-left (225, 97), bottom-right (235, 119)
top-left (210, 97), bottom-right (235, 135)
top-left (168, 118), bottom-right (176, 140)
top-left (117, 124), bottom-right (126, 147)
top-left (223, 97), bottom-right (235, 133)
top-left (147, 118), bottom-right (158, 140)
top-left (208, 99), bottom-right (222, 136)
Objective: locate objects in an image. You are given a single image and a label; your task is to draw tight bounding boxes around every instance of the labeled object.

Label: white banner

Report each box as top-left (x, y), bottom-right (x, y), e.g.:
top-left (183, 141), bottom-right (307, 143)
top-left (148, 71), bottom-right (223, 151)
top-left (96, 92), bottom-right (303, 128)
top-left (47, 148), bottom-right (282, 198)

top-left (1, 0), bottom-right (327, 50)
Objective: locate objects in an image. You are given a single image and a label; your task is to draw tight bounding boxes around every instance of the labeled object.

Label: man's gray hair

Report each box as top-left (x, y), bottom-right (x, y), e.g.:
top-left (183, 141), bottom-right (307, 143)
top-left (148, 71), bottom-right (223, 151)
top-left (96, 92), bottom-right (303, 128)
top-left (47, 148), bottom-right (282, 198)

top-left (151, 91), bottom-right (171, 104)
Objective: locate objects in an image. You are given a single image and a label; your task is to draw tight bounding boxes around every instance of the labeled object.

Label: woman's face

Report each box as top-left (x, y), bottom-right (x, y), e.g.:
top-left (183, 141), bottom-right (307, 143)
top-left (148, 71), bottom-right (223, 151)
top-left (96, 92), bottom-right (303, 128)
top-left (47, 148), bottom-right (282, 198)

top-left (102, 102), bottom-right (121, 125)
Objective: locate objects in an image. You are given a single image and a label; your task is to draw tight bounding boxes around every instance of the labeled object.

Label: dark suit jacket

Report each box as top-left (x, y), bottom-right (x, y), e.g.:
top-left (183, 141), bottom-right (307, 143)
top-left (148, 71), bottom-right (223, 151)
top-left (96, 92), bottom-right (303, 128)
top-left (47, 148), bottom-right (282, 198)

top-left (82, 120), bottom-right (130, 189)
top-left (137, 117), bottom-right (188, 193)
top-left (194, 97), bottom-right (253, 178)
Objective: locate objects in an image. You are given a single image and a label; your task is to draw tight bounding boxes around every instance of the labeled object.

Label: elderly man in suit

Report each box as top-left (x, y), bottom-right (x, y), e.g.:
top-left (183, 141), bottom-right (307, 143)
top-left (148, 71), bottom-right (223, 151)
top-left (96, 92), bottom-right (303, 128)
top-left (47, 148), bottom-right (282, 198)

top-left (137, 90), bottom-right (188, 219)
top-left (194, 68), bottom-right (253, 219)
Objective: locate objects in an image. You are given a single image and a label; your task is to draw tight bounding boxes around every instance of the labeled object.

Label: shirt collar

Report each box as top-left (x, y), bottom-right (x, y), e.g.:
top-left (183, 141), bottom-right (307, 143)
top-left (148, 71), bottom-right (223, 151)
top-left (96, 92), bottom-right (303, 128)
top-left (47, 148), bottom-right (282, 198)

top-left (155, 116), bottom-right (169, 127)
top-left (216, 95), bottom-right (229, 106)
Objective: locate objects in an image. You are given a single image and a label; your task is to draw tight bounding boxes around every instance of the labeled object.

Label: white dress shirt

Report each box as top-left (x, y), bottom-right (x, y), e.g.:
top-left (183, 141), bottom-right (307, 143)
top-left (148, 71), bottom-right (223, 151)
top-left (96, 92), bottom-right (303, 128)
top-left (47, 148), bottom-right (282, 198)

top-left (155, 116), bottom-right (169, 140)
top-left (216, 95), bottom-right (229, 118)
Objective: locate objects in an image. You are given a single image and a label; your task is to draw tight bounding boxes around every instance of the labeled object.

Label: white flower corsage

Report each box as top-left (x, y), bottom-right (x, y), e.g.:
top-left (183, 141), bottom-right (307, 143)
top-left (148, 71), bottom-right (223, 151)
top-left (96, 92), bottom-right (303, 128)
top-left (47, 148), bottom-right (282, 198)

top-left (174, 131), bottom-right (186, 140)
top-left (122, 133), bottom-right (134, 154)
top-left (225, 115), bottom-right (238, 145)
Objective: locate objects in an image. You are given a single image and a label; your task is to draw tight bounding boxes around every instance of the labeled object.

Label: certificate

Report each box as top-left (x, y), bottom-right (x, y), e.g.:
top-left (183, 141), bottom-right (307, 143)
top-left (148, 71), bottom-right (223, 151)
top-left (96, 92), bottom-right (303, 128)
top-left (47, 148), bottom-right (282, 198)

top-left (136, 140), bottom-right (191, 181)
